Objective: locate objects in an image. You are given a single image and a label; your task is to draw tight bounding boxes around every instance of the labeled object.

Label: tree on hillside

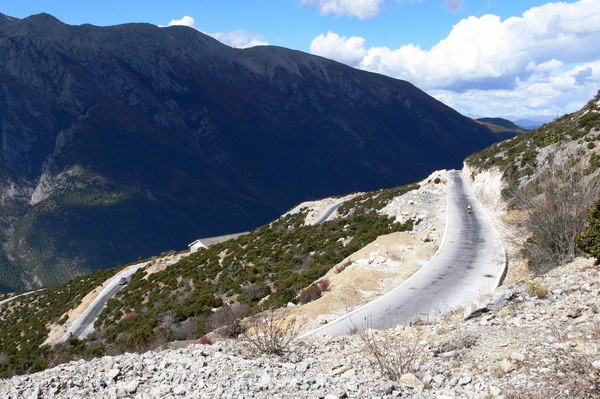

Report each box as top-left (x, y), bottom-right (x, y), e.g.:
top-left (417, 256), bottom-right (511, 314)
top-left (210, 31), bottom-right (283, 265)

top-left (577, 197), bottom-right (600, 262)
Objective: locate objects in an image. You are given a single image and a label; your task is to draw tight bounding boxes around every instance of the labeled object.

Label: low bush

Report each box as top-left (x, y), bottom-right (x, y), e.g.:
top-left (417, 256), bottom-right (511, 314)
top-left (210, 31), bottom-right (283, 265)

top-left (357, 326), bottom-right (420, 382)
top-left (549, 324), bottom-right (567, 342)
top-left (591, 321), bottom-right (600, 339)
top-left (556, 352), bottom-right (600, 397)
top-left (511, 160), bottom-right (599, 273)
top-left (298, 284), bottom-right (321, 304)
top-left (243, 307), bottom-right (300, 357)
top-left (433, 332), bottom-right (478, 354)
top-left (206, 304), bottom-right (248, 338)
top-left (198, 335), bottom-right (212, 345)
top-left (317, 279), bottom-right (331, 292)
top-left (527, 281), bottom-right (548, 298)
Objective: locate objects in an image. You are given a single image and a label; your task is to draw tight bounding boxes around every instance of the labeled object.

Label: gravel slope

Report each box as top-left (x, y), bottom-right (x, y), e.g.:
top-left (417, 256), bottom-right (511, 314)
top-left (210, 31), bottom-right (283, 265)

top-left (1, 258), bottom-right (598, 398)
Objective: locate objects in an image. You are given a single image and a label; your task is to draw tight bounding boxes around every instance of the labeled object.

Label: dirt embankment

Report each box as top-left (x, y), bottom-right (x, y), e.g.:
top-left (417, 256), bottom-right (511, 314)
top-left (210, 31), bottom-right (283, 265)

top-left (285, 193), bottom-right (361, 225)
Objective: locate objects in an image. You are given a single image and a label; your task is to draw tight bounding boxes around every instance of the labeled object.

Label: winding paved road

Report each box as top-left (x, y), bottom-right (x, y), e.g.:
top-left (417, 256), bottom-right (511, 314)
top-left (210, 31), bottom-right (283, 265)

top-left (61, 261), bottom-right (152, 341)
top-left (302, 170), bottom-right (506, 336)
top-left (314, 200), bottom-right (346, 225)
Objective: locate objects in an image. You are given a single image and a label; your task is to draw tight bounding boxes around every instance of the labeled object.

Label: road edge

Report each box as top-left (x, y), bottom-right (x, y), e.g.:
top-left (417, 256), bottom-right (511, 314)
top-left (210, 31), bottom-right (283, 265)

top-left (460, 168), bottom-right (508, 290)
top-left (298, 171), bottom-right (454, 338)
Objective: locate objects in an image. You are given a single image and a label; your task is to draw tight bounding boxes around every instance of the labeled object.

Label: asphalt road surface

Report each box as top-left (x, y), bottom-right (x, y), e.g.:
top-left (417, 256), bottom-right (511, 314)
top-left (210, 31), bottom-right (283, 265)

top-left (314, 200), bottom-right (346, 225)
top-left (62, 261), bottom-right (151, 341)
top-left (303, 170), bottom-right (506, 337)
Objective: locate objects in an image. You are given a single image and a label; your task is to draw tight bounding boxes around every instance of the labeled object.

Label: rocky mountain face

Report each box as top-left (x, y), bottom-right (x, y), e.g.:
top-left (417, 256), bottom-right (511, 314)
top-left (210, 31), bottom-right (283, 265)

top-left (0, 13), bottom-right (498, 290)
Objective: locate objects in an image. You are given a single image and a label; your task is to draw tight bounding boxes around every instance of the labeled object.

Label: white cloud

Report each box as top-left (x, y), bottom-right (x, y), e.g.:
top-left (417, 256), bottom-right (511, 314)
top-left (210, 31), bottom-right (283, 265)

top-left (301, 0), bottom-right (384, 19)
top-left (211, 30), bottom-right (268, 49)
top-left (430, 60), bottom-right (600, 118)
top-left (309, 0), bottom-right (600, 116)
top-left (164, 16), bottom-right (268, 49)
top-left (310, 31), bottom-right (367, 64)
top-left (167, 16), bottom-right (196, 28)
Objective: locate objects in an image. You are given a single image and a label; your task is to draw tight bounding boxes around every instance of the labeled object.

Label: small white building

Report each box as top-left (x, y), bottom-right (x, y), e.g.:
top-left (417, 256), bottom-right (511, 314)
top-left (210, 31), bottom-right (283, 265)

top-left (188, 239), bottom-right (208, 253)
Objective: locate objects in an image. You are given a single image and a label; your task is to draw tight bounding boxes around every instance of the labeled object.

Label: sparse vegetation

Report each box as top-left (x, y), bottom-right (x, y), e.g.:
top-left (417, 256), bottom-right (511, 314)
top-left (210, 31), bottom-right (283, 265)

top-left (298, 279), bottom-right (331, 304)
top-left (0, 266), bottom-right (122, 378)
top-left (555, 351), bottom-right (600, 398)
top-left (357, 324), bottom-right (420, 382)
top-left (0, 293), bottom-right (14, 301)
top-left (506, 351), bottom-right (600, 398)
top-left (434, 332), bottom-right (478, 355)
top-left (510, 160), bottom-right (599, 272)
top-left (243, 307), bottom-right (300, 357)
top-left (89, 184), bottom-right (415, 357)
top-left (467, 90), bottom-right (600, 184)
top-left (0, 182), bottom-right (417, 377)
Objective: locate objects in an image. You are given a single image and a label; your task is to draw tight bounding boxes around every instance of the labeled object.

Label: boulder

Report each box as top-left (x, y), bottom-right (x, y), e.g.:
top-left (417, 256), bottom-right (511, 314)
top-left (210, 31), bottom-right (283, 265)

top-left (464, 290), bottom-right (514, 320)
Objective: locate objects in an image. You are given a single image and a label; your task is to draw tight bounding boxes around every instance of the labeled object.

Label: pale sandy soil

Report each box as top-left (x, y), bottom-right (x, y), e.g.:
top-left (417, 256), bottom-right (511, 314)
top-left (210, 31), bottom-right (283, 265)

top-left (285, 193), bottom-right (361, 225)
top-left (44, 286), bottom-right (107, 346)
top-left (143, 253), bottom-right (187, 278)
top-left (498, 210), bottom-right (533, 284)
top-left (284, 170), bottom-right (449, 333)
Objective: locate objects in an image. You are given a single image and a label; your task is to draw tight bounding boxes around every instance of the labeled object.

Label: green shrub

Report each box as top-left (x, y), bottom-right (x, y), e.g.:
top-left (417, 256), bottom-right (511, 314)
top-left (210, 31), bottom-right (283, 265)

top-left (577, 197), bottom-right (600, 261)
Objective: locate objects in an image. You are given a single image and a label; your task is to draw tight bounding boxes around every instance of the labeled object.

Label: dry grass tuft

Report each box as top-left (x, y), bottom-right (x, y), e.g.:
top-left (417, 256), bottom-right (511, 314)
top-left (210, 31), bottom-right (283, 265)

top-left (527, 280), bottom-right (548, 298)
top-left (243, 307), bottom-right (300, 357)
top-left (356, 318), bottom-right (420, 381)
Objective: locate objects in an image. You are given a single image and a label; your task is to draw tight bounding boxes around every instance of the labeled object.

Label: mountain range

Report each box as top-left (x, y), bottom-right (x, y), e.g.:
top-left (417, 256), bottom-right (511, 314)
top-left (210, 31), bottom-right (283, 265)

top-left (0, 13), bottom-right (500, 290)
top-left (475, 117), bottom-right (527, 140)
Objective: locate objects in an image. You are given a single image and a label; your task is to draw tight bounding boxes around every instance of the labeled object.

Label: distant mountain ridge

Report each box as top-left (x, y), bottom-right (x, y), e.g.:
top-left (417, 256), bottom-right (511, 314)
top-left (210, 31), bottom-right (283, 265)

top-left (513, 117), bottom-right (553, 130)
top-left (477, 117), bottom-right (525, 131)
top-left (476, 117), bottom-right (525, 141)
top-left (0, 13), bottom-right (499, 290)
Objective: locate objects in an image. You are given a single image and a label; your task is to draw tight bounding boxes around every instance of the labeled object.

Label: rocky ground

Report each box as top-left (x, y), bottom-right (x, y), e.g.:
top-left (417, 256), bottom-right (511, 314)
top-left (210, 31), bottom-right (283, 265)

top-left (2, 257), bottom-right (597, 398)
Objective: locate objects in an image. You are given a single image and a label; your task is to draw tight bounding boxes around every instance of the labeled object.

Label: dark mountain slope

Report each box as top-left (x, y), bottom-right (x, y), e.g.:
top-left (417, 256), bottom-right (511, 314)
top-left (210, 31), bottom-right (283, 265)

top-left (0, 13), bottom-right (499, 289)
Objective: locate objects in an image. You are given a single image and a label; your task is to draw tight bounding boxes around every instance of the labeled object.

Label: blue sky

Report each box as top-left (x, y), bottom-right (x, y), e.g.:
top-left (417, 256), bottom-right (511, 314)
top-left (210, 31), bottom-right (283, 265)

top-left (1, 0), bottom-right (598, 119)
top-left (0, 1), bottom-right (571, 50)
